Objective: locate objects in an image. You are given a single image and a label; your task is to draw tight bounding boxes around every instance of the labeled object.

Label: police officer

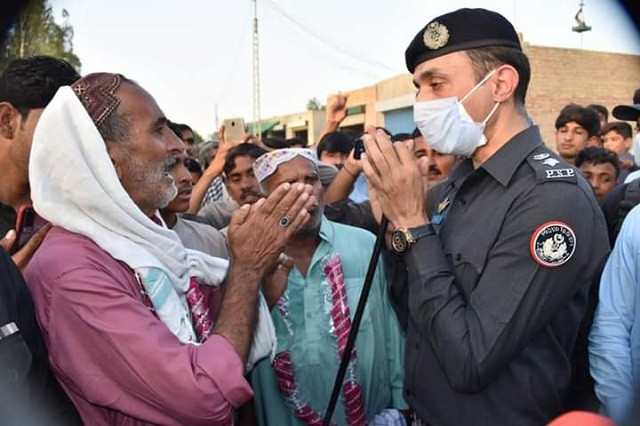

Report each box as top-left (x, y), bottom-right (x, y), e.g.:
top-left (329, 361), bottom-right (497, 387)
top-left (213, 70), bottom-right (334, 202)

top-left (361, 8), bottom-right (609, 425)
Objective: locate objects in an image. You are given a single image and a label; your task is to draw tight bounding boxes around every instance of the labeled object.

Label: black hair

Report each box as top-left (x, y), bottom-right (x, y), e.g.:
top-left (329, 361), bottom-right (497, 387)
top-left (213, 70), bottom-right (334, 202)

top-left (465, 46), bottom-right (531, 112)
top-left (575, 147), bottom-right (620, 178)
top-left (263, 137), bottom-right (289, 150)
top-left (587, 104), bottom-right (609, 121)
top-left (167, 120), bottom-right (181, 137)
top-left (168, 122), bottom-right (193, 141)
top-left (223, 143), bottom-right (267, 176)
top-left (633, 88), bottom-right (640, 105)
top-left (391, 132), bottom-right (413, 142)
top-left (555, 104), bottom-right (601, 137)
top-left (184, 157), bottom-right (203, 175)
top-left (317, 131), bottom-right (355, 158)
top-left (601, 121), bottom-right (633, 139)
top-left (286, 137), bottom-right (305, 148)
top-left (0, 55), bottom-right (80, 119)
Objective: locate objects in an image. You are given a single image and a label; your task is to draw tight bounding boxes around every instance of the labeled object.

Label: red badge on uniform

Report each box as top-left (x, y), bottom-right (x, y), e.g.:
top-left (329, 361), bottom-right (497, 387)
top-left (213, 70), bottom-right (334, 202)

top-left (529, 221), bottom-right (576, 268)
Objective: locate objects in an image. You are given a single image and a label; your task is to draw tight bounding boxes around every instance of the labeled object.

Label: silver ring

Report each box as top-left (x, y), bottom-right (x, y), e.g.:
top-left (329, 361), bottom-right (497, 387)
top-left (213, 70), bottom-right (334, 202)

top-left (279, 216), bottom-right (291, 227)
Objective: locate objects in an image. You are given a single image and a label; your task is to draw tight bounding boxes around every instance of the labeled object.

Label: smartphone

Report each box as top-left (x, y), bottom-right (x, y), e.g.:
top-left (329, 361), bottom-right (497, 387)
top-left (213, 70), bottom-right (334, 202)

top-left (223, 117), bottom-right (245, 143)
top-left (12, 206), bottom-right (47, 254)
top-left (353, 138), bottom-right (365, 160)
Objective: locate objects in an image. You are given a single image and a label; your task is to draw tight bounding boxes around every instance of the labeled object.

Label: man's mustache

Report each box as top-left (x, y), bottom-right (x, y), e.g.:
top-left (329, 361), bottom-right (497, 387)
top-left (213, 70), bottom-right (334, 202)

top-left (241, 189), bottom-right (263, 198)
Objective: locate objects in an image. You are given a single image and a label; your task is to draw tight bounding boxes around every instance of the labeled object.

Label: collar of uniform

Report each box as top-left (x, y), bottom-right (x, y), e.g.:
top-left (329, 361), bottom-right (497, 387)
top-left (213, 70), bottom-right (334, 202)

top-left (480, 125), bottom-right (544, 187)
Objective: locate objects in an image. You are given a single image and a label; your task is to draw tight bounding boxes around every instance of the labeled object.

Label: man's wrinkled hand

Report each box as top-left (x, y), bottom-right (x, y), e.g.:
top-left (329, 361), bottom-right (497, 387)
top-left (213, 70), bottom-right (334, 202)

top-left (228, 182), bottom-right (315, 275)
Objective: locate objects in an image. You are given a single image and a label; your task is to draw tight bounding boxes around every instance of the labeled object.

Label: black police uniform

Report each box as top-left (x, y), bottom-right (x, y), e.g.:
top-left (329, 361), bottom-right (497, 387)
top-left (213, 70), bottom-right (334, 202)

top-left (391, 126), bottom-right (610, 425)
top-left (0, 249), bottom-right (80, 425)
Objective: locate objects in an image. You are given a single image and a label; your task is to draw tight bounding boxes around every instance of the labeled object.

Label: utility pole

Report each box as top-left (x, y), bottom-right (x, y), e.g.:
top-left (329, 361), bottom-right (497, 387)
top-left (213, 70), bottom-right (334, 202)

top-left (252, 0), bottom-right (262, 139)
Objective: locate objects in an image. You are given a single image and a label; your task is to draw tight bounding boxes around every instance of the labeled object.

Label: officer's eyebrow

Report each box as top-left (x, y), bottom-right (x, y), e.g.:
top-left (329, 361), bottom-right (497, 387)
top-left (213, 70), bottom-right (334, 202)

top-left (412, 67), bottom-right (446, 88)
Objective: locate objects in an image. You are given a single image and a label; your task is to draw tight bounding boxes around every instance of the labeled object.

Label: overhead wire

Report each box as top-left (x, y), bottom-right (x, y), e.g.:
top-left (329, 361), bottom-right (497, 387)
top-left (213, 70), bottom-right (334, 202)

top-left (263, 0), bottom-right (398, 75)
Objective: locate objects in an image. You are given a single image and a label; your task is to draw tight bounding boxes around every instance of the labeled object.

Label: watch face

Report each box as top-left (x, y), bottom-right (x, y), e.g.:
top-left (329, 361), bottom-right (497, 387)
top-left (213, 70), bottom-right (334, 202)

top-left (391, 230), bottom-right (408, 253)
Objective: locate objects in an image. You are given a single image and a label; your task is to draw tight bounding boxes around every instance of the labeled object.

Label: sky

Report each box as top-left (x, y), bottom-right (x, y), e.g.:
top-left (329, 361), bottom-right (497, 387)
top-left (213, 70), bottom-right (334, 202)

top-left (49, 0), bottom-right (639, 138)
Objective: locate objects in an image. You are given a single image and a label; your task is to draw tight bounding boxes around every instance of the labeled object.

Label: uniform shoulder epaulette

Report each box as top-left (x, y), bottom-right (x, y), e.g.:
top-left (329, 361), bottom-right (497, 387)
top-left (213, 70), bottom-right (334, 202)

top-left (526, 149), bottom-right (578, 184)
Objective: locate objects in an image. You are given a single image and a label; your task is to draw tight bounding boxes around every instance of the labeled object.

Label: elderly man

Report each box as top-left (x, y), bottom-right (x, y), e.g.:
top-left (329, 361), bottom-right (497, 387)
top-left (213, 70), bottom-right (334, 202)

top-left (249, 148), bottom-right (406, 426)
top-left (24, 73), bottom-right (315, 425)
top-left (361, 8), bottom-right (609, 424)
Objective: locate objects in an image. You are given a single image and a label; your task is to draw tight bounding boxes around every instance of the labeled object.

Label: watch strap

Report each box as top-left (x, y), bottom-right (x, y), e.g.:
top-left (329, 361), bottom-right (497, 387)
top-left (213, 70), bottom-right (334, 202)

top-left (408, 223), bottom-right (436, 241)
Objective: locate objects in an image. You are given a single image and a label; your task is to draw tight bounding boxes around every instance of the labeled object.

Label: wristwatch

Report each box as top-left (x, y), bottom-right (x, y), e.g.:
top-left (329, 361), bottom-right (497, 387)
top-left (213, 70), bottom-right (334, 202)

top-left (390, 224), bottom-right (436, 254)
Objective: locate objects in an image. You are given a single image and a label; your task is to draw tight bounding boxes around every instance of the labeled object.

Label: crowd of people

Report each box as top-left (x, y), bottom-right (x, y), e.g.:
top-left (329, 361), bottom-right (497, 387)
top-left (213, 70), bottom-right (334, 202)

top-left (1, 7), bottom-right (640, 426)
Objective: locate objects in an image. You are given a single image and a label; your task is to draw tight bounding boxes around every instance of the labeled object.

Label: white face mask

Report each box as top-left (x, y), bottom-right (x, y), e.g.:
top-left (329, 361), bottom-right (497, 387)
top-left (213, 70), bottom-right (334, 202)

top-left (413, 69), bottom-right (500, 157)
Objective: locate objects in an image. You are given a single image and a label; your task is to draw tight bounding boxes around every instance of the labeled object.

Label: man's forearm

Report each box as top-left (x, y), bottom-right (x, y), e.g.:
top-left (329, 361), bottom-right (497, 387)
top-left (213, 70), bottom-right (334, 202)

top-left (188, 167), bottom-right (222, 214)
top-left (324, 167), bottom-right (358, 204)
top-left (212, 266), bottom-right (261, 364)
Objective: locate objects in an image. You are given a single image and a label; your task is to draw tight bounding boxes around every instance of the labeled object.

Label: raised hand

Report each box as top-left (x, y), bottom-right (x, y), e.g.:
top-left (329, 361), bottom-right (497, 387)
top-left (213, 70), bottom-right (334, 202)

top-left (361, 129), bottom-right (428, 229)
top-left (227, 182), bottom-right (315, 275)
top-left (327, 93), bottom-right (348, 125)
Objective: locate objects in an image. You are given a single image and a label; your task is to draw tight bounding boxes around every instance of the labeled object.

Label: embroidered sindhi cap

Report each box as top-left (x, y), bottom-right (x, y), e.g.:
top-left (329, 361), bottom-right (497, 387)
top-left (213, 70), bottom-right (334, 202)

top-left (405, 8), bottom-right (522, 73)
top-left (71, 72), bottom-right (124, 127)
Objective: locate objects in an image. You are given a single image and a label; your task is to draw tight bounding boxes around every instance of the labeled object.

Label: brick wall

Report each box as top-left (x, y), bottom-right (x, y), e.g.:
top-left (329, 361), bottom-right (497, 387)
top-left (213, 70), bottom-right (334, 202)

top-left (524, 44), bottom-right (640, 149)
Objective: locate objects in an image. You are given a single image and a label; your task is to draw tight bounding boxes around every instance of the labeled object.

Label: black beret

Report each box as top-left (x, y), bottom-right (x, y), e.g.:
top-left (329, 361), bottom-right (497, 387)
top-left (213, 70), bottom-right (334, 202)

top-left (405, 8), bottom-right (522, 73)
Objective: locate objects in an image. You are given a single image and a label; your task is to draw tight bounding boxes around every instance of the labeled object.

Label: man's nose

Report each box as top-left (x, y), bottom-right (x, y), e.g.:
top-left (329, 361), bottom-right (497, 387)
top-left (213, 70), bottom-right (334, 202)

top-left (166, 131), bottom-right (184, 151)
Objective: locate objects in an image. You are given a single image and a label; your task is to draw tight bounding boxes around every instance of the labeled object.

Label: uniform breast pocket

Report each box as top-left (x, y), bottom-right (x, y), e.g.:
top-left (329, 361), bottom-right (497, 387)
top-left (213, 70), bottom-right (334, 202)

top-left (0, 332), bottom-right (33, 388)
top-left (344, 277), bottom-right (373, 332)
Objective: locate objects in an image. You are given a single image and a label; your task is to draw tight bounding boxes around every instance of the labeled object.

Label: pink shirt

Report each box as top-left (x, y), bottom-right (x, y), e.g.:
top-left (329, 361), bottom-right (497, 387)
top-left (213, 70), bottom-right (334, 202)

top-left (25, 227), bottom-right (252, 425)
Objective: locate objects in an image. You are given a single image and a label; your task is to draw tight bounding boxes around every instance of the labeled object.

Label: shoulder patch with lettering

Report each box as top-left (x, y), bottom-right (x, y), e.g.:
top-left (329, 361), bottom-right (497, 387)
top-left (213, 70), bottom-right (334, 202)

top-left (529, 221), bottom-right (576, 267)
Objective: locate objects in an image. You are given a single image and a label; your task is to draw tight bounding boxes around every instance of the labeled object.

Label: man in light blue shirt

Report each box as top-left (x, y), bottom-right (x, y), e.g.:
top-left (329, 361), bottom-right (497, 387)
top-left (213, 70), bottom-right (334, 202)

top-left (589, 204), bottom-right (640, 423)
top-left (251, 148), bottom-right (407, 426)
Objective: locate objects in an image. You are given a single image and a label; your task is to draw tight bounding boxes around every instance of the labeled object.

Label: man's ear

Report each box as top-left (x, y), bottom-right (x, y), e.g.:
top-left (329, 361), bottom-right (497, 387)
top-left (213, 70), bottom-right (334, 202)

top-left (105, 141), bottom-right (126, 180)
top-left (492, 64), bottom-right (519, 104)
top-left (0, 102), bottom-right (21, 140)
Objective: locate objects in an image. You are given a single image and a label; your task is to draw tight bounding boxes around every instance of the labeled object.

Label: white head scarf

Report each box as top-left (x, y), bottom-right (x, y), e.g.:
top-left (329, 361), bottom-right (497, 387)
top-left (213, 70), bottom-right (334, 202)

top-left (29, 87), bottom-right (274, 366)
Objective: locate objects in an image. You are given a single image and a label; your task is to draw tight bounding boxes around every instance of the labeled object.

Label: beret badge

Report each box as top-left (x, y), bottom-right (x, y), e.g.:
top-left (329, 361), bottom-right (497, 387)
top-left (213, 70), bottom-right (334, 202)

top-left (422, 21), bottom-right (449, 50)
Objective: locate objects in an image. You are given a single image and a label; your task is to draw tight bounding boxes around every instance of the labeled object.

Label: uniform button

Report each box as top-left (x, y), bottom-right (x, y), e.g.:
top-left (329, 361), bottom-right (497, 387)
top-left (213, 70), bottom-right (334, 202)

top-left (455, 253), bottom-right (462, 261)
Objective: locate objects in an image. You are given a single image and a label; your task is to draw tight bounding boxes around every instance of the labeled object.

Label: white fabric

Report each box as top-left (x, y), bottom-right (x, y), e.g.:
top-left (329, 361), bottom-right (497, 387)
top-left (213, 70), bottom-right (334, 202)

top-left (253, 148), bottom-right (319, 183)
top-left (29, 87), bottom-right (275, 365)
top-left (624, 169), bottom-right (640, 184)
top-left (368, 409), bottom-right (407, 426)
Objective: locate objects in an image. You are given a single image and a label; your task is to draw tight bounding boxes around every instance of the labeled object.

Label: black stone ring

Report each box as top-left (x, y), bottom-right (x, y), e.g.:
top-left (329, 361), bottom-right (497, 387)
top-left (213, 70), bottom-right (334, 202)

top-left (279, 216), bottom-right (291, 227)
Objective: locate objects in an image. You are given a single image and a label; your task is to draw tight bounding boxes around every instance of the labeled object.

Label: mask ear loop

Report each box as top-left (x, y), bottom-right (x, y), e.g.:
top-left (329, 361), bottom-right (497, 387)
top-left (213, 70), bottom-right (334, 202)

top-left (460, 69), bottom-right (498, 104)
top-left (482, 102), bottom-right (501, 125)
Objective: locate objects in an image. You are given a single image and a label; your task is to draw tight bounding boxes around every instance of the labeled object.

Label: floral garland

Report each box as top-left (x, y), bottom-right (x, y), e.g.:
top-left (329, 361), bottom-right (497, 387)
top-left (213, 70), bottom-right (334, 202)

top-left (272, 254), bottom-right (366, 426)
